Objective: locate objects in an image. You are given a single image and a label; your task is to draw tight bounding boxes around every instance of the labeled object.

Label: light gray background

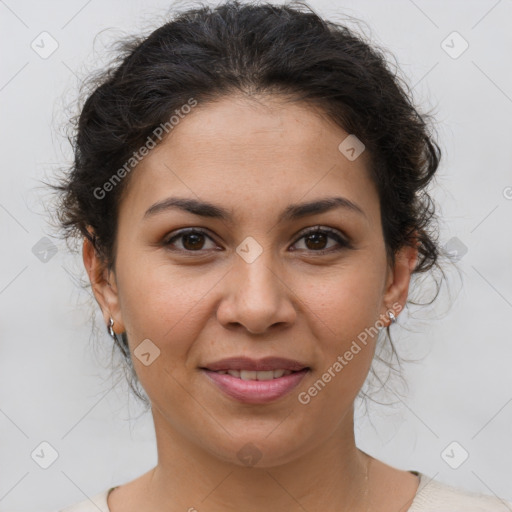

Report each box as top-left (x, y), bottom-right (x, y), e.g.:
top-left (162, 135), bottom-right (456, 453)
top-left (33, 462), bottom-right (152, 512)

top-left (1, 1), bottom-right (511, 511)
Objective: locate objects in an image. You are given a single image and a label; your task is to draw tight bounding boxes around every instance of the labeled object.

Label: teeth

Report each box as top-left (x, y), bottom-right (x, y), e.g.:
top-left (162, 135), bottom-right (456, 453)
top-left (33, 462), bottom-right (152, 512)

top-left (240, 370), bottom-right (257, 380)
top-left (218, 369), bottom-right (294, 380)
top-left (254, 370), bottom-right (276, 381)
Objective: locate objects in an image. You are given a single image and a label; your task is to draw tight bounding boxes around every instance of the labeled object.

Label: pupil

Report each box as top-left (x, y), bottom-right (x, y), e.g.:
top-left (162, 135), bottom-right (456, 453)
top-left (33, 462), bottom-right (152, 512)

top-left (183, 233), bottom-right (204, 250)
top-left (306, 232), bottom-right (327, 250)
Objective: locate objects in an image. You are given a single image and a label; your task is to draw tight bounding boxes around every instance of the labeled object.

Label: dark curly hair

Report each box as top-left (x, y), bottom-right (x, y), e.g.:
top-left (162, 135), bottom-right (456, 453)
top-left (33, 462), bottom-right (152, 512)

top-left (49, 0), bottom-right (444, 408)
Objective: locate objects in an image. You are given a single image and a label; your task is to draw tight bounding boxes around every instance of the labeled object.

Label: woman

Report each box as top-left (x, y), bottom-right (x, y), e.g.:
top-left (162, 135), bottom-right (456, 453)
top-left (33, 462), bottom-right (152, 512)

top-left (51, 1), bottom-right (512, 510)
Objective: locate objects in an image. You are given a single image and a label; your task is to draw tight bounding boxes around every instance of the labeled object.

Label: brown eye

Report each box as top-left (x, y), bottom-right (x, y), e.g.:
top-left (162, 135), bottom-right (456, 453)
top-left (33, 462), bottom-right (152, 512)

top-left (164, 229), bottom-right (217, 251)
top-left (182, 232), bottom-right (206, 250)
top-left (304, 231), bottom-right (329, 250)
top-left (292, 227), bottom-right (350, 254)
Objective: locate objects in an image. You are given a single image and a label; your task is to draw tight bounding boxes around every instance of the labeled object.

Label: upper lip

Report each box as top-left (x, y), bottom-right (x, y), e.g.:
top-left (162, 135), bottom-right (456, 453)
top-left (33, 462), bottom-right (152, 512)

top-left (202, 357), bottom-right (309, 372)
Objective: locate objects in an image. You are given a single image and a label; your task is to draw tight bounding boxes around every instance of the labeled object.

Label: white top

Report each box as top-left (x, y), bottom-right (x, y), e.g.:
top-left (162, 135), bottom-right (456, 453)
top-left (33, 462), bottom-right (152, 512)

top-left (56, 472), bottom-right (512, 512)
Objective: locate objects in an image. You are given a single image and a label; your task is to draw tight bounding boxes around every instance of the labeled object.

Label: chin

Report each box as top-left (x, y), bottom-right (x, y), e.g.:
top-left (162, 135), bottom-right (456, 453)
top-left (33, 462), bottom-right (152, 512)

top-left (201, 430), bottom-right (311, 469)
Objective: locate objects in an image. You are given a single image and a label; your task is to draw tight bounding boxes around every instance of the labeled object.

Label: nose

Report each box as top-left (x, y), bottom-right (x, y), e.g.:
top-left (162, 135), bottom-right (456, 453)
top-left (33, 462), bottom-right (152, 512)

top-left (216, 247), bottom-right (297, 335)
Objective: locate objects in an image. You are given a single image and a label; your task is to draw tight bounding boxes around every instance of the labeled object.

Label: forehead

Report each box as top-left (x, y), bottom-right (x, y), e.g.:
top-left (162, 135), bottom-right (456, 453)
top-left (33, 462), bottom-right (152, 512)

top-left (119, 94), bottom-right (379, 225)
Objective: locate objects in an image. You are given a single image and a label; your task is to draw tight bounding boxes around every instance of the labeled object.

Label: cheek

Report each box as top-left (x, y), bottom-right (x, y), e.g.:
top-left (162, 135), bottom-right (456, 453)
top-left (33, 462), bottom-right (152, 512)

top-left (116, 254), bottom-right (218, 362)
top-left (116, 261), bottom-right (221, 405)
top-left (293, 268), bottom-right (382, 417)
top-left (301, 260), bottom-right (385, 343)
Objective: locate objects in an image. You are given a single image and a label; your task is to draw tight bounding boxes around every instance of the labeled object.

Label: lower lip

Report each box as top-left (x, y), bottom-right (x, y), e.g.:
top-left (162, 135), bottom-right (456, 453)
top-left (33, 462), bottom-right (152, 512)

top-left (202, 369), bottom-right (309, 404)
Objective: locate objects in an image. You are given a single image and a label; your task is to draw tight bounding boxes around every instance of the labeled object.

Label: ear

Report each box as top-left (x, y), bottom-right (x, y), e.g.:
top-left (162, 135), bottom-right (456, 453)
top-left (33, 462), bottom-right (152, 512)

top-left (82, 228), bottom-right (125, 334)
top-left (381, 237), bottom-right (419, 324)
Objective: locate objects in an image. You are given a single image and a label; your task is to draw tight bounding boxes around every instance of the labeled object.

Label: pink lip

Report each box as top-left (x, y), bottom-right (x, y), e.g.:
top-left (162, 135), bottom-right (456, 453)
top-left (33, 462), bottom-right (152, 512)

top-left (202, 368), bottom-right (309, 404)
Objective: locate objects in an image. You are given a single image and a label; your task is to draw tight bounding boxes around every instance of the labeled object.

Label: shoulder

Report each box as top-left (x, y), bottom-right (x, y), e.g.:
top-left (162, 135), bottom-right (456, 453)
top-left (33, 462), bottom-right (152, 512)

top-left (54, 487), bottom-right (115, 512)
top-left (409, 473), bottom-right (512, 511)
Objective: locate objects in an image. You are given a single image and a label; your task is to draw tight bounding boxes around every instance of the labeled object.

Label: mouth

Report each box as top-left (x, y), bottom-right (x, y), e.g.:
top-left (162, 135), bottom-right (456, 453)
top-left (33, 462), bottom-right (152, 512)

top-left (199, 357), bottom-right (310, 404)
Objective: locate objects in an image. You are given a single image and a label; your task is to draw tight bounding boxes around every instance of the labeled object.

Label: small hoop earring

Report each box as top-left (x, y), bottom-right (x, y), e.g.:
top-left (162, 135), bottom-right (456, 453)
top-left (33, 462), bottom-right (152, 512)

top-left (388, 311), bottom-right (397, 324)
top-left (108, 316), bottom-right (116, 338)
top-left (107, 316), bottom-right (130, 357)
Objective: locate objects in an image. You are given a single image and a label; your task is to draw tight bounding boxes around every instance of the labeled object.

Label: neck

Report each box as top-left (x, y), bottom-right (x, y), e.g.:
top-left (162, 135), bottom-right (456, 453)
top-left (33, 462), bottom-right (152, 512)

top-left (146, 404), bottom-right (371, 512)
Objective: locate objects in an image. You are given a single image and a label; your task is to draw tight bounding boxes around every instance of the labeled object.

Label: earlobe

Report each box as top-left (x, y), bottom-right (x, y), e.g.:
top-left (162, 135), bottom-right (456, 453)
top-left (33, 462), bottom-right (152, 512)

top-left (82, 231), bottom-right (124, 333)
top-left (382, 242), bottom-right (419, 324)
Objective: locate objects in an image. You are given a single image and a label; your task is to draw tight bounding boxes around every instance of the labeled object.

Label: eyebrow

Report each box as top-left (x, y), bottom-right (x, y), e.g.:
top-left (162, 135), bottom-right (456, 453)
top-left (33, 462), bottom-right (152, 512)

top-left (143, 196), bottom-right (366, 223)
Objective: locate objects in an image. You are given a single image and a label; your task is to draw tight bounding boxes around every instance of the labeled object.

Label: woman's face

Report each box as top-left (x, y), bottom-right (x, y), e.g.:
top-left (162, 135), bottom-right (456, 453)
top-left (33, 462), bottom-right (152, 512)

top-left (86, 94), bottom-right (415, 467)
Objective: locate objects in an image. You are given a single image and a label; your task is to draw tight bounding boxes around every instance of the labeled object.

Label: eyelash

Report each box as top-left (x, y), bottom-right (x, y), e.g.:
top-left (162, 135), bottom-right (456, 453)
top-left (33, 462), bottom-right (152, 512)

top-left (163, 226), bottom-right (351, 255)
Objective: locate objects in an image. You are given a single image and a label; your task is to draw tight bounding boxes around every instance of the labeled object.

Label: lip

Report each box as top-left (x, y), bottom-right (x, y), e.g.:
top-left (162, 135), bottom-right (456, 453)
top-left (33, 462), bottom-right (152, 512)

top-left (202, 356), bottom-right (309, 372)
top-left (202, 368), bottom-right (309, 404)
